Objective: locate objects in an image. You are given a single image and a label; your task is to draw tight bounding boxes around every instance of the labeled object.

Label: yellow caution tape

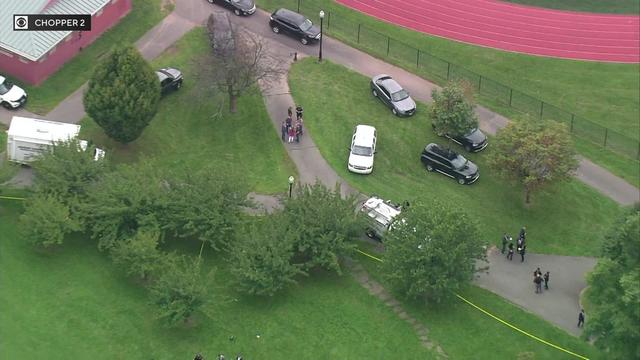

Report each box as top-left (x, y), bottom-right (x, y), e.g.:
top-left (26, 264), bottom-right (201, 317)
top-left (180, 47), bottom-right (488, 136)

top-left (0, 195), bottom-right (26, 201)
top-left (353, 247), bottom-right (590, 360)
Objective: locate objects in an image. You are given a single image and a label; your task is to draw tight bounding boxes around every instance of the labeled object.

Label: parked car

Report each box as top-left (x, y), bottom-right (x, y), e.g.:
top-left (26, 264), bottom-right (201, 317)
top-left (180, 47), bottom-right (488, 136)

top-left (348, 125), bottom-right (377, 174)
top-left (0, 75), bottom-right (27, 109)
top-left (370, 74), bottom-right (416, 116)
top-left (156, 68), bottom-right (183, 94)
top-left (206, 0), bottom-right (256, 16)
top-left (420, 143), bottom-right (479, 185)
top-left (432, 124), bottom-right (488, 152)
top-left (269, 8), bottom-right (321, 45)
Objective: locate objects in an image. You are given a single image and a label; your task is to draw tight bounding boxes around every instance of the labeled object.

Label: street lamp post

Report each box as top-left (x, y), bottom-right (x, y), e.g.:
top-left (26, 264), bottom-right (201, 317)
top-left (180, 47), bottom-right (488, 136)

top-left (318, 10), bottom-right (325, 62)
top-left (288, 176), bottom-right (295, 198)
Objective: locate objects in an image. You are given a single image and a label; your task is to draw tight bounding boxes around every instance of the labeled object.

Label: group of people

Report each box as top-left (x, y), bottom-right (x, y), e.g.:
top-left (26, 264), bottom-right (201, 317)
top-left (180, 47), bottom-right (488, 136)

top-left (501, 226), bottom-right (527, 262)
top-left (281, 105), bottom-right (304, 143)
top-left (532, 267), bottom-right (551, 294)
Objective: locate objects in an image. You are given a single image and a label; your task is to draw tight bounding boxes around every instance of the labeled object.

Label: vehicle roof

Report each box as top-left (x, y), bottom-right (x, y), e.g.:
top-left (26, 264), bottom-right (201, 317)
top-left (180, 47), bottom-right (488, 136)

top-left (8, 116), bottom-right (80, 143)
top-left (157, 68), bottom-right (181, 79)
top-left (425, 143), bottom-right (458, 160)
top-left (380, 77), bottom-right (403, 93)
top-left (274, 8), bottom-right (306, 24)
top-left (353, 125), bottom-right (376, 146)
top-left (362, 197), bottom-right (401, 226)
top-left (0, 75), bottom-right (6, 83)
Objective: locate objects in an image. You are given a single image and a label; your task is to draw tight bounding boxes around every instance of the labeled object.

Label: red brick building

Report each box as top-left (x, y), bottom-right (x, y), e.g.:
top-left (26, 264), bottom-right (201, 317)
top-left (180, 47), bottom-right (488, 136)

top-left (0, 0), bottom-right (132, 85)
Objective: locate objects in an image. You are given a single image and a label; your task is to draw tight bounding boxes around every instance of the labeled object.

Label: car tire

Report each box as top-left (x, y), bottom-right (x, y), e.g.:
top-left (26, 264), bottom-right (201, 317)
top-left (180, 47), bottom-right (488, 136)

top-left (272, 26), bottom-right (280, 34)
top-left (426, 164), bottom-right (434, 172)
top-left (464, 144), bottom-right (472, 152)
top-left (366, 230), bottom-right (375, 239)
top-left (234, 9), bottom-right (241, 16)
top-left (372, 89), bottom-right (378, 97)
top-left (457, 178), bottom-right (466, 185)
top-left (300, 37), bottom-right (308, 45)
top-left (392, 108), bottom-right (398, 116)
top-left (175, 80), bottom-right (182, 90)
top-left (1, 101), bottom-right (11, 109)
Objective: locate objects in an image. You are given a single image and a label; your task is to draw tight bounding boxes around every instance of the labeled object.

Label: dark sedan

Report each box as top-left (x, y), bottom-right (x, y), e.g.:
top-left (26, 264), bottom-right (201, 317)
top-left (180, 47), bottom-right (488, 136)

top-left (156, 68), bottom-right (183, 94)
top-left (432, 124), bottom-right (488, 152)
top-left (269, 8), bottom-right (321, 45)
top-left (207, 0), bottom-right (256, 16)
top-left (370, 74), bottom-right (416, 116)
top-left (420, 143), bottom-right (479, 185)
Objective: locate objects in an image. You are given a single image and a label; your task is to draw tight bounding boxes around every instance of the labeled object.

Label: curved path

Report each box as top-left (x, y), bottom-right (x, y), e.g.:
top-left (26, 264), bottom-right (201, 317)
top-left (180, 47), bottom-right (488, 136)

top-left (336, 0), bottom-right (640, 62)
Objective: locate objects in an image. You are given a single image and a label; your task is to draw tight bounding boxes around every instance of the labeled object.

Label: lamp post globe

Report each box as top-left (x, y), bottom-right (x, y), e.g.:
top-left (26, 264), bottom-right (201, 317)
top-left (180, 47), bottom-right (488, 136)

top-left (288, 176), bottom-right (295, 198)
top-left (318, 10), bottom-right (325, 62)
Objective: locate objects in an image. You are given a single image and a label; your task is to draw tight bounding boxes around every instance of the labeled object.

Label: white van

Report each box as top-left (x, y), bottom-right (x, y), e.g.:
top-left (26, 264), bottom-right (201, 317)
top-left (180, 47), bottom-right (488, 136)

top-left (348, 124), bottom-right (377, 174)
top-left (6, 116), bottom-right (105, 164)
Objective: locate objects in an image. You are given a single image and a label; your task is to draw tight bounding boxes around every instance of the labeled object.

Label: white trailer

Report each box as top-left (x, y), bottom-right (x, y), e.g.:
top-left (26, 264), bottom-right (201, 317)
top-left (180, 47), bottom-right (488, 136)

top-left (360, 196), bottom-right (403, 239)
top-left (6, 116), bottom-right (104, 164)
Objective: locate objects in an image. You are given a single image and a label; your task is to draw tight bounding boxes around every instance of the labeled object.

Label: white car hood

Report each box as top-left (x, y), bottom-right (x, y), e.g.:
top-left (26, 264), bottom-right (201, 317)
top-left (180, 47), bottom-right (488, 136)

top-left (2, 85), bottom-right (26, 102)
top-left (349, 153), bottom-right (374, 168)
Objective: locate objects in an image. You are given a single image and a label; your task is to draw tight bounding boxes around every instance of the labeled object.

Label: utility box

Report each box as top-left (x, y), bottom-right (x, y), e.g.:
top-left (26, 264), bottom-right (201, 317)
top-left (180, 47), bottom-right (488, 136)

top-left (6, 116), bottom-right (104, 164)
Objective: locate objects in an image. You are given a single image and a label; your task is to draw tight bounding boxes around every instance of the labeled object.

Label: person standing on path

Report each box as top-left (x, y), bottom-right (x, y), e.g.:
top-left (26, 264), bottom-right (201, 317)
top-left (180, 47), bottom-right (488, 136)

top-left (296, 105), bottom-right (303, 120)
top-left (533, 267), bottom-right (542, 278)
top-left (288, 106), bottom-right (293, 119)
top-left (534, 274), bottom-right (543, 293)
top-left (288, 125), bottom-right (296, 143)
top-left (281, 121), bottom-right (287, 142)
top-left (285, 115), bottom-right (292, 130)
top-left (520, 244), bottom-right (527, 262)
top-left (543, 271), bottom-right (550, 289)
top-left (578, 309), bottom-right (585, 327)
top-left (501, 233), bottom-right (511, 254)
top-left (519, 226), bottom-right (527, 242)
top-left (295, 121), bottom-right (302, 143)
top-left (507, 243), bottom-right (514, 260)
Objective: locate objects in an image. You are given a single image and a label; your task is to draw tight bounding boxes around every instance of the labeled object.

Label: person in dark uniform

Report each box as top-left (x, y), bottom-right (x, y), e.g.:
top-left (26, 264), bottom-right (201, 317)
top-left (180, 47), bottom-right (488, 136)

top-left (507, 243), bottom-right (514, 260)
top-left (296, 105), bottom-right (303, 120)
top-left (519, 226), bottom-right (526, 242)
top-left (288, 106), bottom-right (293, 119)
top-left (520, 244), bottom-right (526, 262)
top-left (533, 267), bottom-right (542, 277)
top-left (578, 309), bottom-right (585, 327)
top-left (281, 121), bottom-right (287, 142)
top-left (534, 274), bottom-right (543, 293)
top-left (543, 271), bottom-right (550, 289)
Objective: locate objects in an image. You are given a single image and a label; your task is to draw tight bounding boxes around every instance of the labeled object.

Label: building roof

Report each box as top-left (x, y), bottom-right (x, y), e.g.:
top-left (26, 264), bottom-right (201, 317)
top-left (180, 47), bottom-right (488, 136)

top-left (0, 0), bottom-right (111, 61)
top-left (8, 116), bottom-right (81, 144)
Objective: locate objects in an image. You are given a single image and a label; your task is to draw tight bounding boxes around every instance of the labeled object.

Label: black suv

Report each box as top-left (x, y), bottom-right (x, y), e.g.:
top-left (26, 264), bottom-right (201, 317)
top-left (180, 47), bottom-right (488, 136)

top-left (420, 143), bottom-right (479, 185)
top-left (207, 0), bottom-right (256, 16)
top-left (269, 8), bottom-right (321, 45)
top-left (432, 124), bottom-right (488, 152)
top-left (156, 68), bottom-right (183, 94)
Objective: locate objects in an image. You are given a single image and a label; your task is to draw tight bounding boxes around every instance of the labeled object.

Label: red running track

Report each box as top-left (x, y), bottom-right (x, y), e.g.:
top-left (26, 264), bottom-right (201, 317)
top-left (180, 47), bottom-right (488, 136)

top-left (336, 0), bottom-right (640, 63)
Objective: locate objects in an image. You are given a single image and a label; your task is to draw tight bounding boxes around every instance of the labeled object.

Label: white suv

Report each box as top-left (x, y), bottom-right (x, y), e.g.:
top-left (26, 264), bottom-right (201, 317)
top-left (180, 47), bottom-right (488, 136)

top-left (348, 124), bottom-right (377, 174)
top-left (0, 75), bottom-right (27, 109)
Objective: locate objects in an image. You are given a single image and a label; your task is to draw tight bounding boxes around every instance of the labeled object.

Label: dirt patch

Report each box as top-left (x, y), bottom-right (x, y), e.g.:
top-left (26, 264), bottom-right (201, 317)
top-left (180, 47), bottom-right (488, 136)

top-left (161, 0), bottom-right (176, 13)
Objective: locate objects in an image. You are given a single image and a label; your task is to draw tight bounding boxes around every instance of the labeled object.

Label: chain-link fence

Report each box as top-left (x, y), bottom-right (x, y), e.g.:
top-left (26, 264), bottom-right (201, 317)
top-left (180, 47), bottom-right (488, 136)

top-left (268, 0), bottom-right (640, 160)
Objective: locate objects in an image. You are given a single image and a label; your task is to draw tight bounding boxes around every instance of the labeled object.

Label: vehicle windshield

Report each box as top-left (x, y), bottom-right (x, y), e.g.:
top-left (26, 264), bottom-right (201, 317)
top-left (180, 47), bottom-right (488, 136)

top-left (0, 80), bottom-right (13, 95)
top-left (299, 19), bottom-right (313, 31)
top-left (352, 145), bottom-right (373, 157)
top-left (451, 154), bottom-right (468, 170)
top-left (465, 128), bottom-right (478, 136)
top-left (391, 89), bottom-right (409, 102)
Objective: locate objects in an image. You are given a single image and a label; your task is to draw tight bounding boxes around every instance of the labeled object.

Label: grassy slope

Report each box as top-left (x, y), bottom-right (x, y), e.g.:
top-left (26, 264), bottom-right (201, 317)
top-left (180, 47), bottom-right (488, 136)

top-left (501, 0), bottom-right (640, 14)
top-left (256, 0), bottom-right (640, 185)
top-left (289, 58), bottom-right (623, 257)
top-left (354, 250), bottom-right (603, 360)
top-left (21, 0), bottom-right (167, 114)
top-left (79, 28), bottom-right (297, 194)
top-left (0, 202), bottom-right (439, 359)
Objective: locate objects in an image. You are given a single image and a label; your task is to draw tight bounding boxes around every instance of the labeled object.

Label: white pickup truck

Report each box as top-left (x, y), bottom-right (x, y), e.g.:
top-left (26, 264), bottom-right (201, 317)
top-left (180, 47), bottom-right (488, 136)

top-left (6, 116), bottom-right (105, 164)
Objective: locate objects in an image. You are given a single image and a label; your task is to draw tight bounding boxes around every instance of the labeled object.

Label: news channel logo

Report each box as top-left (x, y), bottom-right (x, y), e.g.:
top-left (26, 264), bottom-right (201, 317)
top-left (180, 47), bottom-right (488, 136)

top-left (14, 15), bottom-right (29, 30)
top-left (13, 14), bottom-right (91, 31)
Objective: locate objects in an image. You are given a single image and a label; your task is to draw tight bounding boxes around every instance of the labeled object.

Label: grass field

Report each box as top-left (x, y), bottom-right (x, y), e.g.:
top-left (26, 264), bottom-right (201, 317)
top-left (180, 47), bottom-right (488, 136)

top-left (256, 0), bottom-right (640, 184)
top-left (502, 0), bottom-right (640, 14)
top-left (79, 28), bottom-right (297, 194)
top-left (288, 58), bottom-right (624, 257)
top-left (20, 0), bottom-right (168, 115)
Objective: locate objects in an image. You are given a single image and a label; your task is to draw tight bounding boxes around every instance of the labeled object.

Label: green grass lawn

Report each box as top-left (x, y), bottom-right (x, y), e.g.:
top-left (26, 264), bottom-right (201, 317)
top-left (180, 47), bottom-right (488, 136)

top-left (289, 58), bottom-right (624, 257)
top-left (21, 0), bottom-right (168, 115)
top-left (501, 0), bottom-right (639, 14)
top-left (0, 126), bottom-right (20, 184)
top-left (80, 28), bottom-right (297, 194)
top-left (354, 250), bottom-right (603, 360)
top-left (256, 0), bottom-right (640, 184)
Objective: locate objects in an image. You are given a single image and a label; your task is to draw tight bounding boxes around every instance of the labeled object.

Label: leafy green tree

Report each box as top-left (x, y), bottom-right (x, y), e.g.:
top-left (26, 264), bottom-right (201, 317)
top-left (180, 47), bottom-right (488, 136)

top-left (584, 205), bottom-right (640, 359)
top-left (229, 218), bottom-right (304, 296)
top-left (162, 167), bottom-right (249, 251)
top-left (82, 162), bottom-right (168, 250)
top-left (149, 255), bottom-right (213, 326)
top-left (84, 46), bottom-right (160, 143)
top-left (488, 119), bottom-right (578, 204)
top-left (19, 194), bottom-right (81, 248)
top-left (110, 229), bottom-right (166, 282)
top-left (382, 201), bottom-right (486, 302)
top-left (283, 183), bottom-right (362, 274)
top-left (430, 82), bottom-right (478, 148)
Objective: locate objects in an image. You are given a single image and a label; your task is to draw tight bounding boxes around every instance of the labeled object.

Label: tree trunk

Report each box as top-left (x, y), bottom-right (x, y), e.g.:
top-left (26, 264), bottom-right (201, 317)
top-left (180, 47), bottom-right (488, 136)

top-left (229, 94), bottom-right (237, 113)
top-left (524, 187), bottom-right (531, 204)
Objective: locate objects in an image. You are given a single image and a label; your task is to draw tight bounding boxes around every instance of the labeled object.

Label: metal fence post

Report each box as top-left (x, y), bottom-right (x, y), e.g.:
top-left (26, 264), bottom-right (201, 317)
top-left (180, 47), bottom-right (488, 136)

top-left (447, 62), bottom-right (451, 80)
top-left (508, 88), bottom-right (513, 106)
top-left (357, 24), bottom-right (361, 43)
top-left (386, 36), bottom-right (390, 56)
top-left (416, 49), bottom-right (420, 67)
top-left (603, 129), bottom-right (608, 147)
top-left (478, 75), bottom-right (482, 91)
top-left (539, 101), bottom-right (544, 119)
top-left (570, 114), bottom-right (574, 132)
top-left (297, 0), bottom-right (300, 13)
